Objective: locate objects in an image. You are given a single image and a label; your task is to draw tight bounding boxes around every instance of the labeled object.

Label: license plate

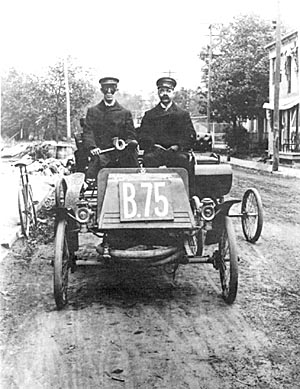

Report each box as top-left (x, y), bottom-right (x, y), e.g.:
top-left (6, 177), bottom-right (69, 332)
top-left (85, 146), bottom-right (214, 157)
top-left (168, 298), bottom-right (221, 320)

top-left (119, 180), bottom-right (174, 221)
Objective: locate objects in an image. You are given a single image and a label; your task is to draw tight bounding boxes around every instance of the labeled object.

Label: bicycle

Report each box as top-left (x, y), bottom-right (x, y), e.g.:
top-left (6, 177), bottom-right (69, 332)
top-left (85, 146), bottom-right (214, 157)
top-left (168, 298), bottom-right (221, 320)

top-left (15, 160), bottom-right (37, 238)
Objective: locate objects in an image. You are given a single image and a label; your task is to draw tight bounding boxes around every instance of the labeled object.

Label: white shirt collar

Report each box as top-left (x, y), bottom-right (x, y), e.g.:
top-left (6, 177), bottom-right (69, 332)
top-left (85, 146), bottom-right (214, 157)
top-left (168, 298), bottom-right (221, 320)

top-left (104, 99), bottom-right (116, 107)
top-left (160, 101), bottom-right (173, 111)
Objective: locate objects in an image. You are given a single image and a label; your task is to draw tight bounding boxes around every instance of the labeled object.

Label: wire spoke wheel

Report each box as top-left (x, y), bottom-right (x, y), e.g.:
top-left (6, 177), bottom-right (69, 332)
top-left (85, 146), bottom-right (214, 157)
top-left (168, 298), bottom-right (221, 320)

top-left (241, 188), bottom-right (263, 243)
top-left (28, 186), bottom-right (37, 227)
top-left (189, 234), bottom-right (199, 255)
top-left (186, 232), bottom-right (203, 256)
top-left (54, 219), bottom-right (70, 309)
top-left (218, 216), bottom-right (238, 304)
top-left (18, 186), bottom-right (37, 239)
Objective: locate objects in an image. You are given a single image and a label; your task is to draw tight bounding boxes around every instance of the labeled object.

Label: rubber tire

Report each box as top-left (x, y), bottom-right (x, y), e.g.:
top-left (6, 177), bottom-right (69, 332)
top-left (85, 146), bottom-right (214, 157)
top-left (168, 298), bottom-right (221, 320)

top-left (28, 185), bottom-right (37, 227)
top-left (18, 186), bottom-right (37, 239)
top-left (241, 188), bottom-right (263, 243)
top-left (55, 177), bottom-right (67, 208)
top-left (219, 216), bottom-right (238, 304)
top-left (190, 196), bottom-right (203, 255)
top-left (54, 219), bottom-right (70, 310)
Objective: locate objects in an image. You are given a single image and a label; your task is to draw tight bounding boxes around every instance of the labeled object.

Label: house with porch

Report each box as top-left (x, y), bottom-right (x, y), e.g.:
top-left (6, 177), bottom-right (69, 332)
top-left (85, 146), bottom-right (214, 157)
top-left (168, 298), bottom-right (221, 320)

top-left (263, 29), bottom-right (300, 163)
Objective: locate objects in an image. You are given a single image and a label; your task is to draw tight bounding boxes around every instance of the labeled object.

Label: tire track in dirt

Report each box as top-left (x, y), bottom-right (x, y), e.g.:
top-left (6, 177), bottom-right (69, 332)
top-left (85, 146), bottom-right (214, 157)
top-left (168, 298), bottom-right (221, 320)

top-left (1, 312), bottom-right (71, 388)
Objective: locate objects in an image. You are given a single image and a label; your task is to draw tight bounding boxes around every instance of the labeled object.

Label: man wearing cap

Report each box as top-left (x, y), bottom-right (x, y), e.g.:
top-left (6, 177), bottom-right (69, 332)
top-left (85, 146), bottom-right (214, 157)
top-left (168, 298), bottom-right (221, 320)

top-left (83, 77), bottom-right (139, 180)
top-left (139, 77), bottom-right (196, 195)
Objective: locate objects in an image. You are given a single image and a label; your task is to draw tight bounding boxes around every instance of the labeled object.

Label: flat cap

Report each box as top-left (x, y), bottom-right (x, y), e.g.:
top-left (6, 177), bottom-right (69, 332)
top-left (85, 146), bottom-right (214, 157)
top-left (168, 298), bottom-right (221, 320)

top-left (156, 77), bottom-right (177, 89)
top-left (99, 77), bottom-right (119, 86)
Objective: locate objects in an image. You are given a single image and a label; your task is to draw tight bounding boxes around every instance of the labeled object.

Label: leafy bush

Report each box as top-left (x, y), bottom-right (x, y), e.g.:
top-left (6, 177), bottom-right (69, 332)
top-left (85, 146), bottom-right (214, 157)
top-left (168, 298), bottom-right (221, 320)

top-left (224, 124), bottom-right (250, 156)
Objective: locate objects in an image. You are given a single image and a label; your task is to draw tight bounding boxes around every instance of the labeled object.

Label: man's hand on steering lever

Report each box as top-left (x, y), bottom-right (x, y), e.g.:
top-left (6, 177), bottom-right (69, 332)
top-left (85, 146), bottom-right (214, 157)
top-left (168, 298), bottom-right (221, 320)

top-left (126, 139), bottom-right (139, 150)
top-left (168, 145), bottom-right (179, 152)
top-left (90, 147), bottom-right (102, 156)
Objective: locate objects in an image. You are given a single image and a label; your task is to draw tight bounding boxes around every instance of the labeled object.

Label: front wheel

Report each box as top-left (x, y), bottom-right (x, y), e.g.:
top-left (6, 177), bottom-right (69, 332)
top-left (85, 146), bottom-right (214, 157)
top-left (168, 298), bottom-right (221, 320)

top-left (218, 216), bottom-right (238, 304)
top-left (54, 219), bottom-right (70, 309)
top-left (190, 196), bottom-right (204, 256)
top-left (55, 177), bottom-right (67, 208)
top-left (241, 188), bottom-right (263, 243)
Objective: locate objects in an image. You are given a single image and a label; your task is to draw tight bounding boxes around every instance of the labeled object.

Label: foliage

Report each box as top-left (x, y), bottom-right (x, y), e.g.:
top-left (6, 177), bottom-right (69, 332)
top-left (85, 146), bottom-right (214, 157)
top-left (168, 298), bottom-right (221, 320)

top-left (1, 60), bottom-right (153, 140)
top-left (1, 69), bottom-right (41, 140)
top-left (38, 58), bottom-right (96, 140)
top-left (117, 92), bottom-right (144, 125)
top-left (224, 124), bottom-right (250, 156)
top-left (117, 92), bottom-right (144, 113)
top-left (1, 58), bottom-right (96, 141)
top-left (174, 87), bottom-right (207, 116)
top-left (201, 14), bottom-right (274, 126)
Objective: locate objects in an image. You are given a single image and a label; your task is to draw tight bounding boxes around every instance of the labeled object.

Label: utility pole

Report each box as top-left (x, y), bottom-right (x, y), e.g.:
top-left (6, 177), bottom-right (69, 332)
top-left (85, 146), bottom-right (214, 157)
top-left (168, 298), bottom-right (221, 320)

top-left (272, 0), bottom-right (281, 172)
top-left (163, 70), bottom-right (176, 78)
top-left (207, 25), bottom-right (213, 134)
top-left (199, 25), bottom-right (221, 133)
top-left (64, 56), bottom-right (71, 142)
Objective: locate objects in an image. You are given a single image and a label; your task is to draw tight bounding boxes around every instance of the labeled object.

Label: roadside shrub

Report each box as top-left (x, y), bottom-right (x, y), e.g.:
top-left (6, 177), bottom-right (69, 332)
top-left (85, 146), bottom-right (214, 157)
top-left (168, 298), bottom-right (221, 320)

top-left (224, 124), bottom-right (250, 157)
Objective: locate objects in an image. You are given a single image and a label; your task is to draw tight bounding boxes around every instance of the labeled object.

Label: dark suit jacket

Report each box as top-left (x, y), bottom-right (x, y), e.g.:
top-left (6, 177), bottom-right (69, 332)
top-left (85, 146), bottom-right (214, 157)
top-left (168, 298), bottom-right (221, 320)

top-left (83, 100), bottom-right (137, 150)
top-left (138, 102), bottom-right (196, 151)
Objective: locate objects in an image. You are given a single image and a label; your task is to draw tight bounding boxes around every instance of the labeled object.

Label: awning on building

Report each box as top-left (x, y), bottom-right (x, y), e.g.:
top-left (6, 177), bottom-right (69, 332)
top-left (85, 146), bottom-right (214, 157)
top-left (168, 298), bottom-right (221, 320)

top-left (263, 95), bottom-right (300, 110)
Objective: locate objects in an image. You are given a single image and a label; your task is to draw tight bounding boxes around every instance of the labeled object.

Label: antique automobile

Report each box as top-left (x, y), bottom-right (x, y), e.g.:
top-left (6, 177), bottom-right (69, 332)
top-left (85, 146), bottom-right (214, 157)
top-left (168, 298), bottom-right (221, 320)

top-left (53, 140), bottom-right (263, 309)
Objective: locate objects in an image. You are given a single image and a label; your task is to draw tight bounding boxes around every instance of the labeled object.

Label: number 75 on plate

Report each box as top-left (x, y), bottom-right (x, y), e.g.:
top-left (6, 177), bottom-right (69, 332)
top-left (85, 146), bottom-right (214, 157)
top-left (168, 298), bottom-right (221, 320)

top-left (119, 181), bottom-right (174, 221)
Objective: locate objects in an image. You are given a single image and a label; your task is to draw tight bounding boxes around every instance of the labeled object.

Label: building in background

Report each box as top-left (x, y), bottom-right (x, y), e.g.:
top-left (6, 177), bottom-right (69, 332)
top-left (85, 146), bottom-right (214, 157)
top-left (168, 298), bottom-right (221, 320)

top-left (263, 29), bottom-right (300, 163)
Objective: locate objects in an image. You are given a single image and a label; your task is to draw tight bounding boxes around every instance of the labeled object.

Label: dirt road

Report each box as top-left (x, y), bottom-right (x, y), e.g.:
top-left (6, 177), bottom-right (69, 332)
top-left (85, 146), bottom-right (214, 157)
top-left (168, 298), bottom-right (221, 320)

top-left (1, 166), bottom-right (300, 388)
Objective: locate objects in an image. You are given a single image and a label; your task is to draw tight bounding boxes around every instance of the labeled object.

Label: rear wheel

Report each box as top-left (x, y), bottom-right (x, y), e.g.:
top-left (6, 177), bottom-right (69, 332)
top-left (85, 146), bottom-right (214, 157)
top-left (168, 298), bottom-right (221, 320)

top-left (241, 188), bottom-right (263, 243)
top-left (54, 219), bottom-right (70, 309)
top-left (18, 185), bottom-right (37, 238)
top-left (218, 216), bottom-right (238, 304)
top-left (186, 231), bottom-right (203, 256)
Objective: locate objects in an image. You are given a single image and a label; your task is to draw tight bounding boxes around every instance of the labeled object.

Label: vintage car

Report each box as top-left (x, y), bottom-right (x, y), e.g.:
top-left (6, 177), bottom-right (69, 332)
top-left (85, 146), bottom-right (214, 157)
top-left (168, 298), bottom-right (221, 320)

top-left (53, 141), bottom-right (263, 309)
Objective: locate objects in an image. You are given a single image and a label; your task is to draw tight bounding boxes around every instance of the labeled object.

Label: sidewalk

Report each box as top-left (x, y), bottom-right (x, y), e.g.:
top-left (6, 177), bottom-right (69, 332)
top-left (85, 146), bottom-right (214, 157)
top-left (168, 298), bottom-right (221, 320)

top-left (228, 157), bottom-right (300, 179)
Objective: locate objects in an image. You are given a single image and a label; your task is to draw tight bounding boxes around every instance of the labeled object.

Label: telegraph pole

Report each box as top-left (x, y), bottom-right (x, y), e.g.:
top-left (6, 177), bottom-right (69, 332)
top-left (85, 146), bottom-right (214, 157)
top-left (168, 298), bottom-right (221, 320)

top-left (163, 70), bottom-right (176, 77)
top-left (207, 25), bottom-right (213, 133)
top-left (272, 0), bottom-right (281, 172)
top-left (199, 24), bottom-right (222, 135)
top-left (200, 24), bottom-right (221, 133)
top-left (64, 56), bottom-right (71, 142)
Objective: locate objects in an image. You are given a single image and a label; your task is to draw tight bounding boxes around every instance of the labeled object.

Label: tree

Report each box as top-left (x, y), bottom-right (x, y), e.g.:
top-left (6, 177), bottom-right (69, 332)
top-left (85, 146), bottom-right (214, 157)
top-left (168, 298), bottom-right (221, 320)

top-left (174, 87), bottom-right (207, 116)
top-left (202, 15), bottom-right (274, 128)
top-left (1, 58), bottom-right (96, 141)
top-left (39, 57), bottom-right (96, 141)
top-left (117, 92), bottom-right (144, 125)
top-left (1, 68), bottom-right (42, 139)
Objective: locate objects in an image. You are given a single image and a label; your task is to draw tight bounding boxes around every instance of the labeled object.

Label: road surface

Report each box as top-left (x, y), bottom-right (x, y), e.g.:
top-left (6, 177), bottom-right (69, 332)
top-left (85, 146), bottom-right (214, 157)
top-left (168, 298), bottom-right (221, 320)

top-left (0, 166), bottom-right (299, 388)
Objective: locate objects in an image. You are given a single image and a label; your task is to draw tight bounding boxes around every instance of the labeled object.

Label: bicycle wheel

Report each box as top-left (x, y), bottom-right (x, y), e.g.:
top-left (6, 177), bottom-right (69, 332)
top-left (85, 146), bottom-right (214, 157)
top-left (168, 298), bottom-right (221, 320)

top-left (18, 185), bottom-right (37, 238)
top-left (241, 188), bottom-right (263, 243)
top-left (54, 219), bottom-right (70, 309)
top-left (28, 185), bottom-right (37, 227)
top-left (218, 216), bottom-right (238, 304)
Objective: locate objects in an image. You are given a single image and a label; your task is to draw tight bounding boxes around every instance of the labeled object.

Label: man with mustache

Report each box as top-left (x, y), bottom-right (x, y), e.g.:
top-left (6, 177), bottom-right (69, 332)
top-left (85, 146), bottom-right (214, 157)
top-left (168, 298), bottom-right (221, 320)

top-left (138, 77), bottom-right (196, 196)
top-left (83, 77), bottom-right (139, 181)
